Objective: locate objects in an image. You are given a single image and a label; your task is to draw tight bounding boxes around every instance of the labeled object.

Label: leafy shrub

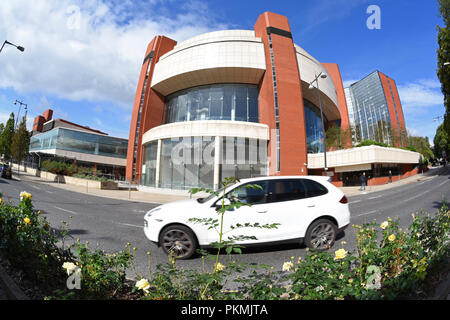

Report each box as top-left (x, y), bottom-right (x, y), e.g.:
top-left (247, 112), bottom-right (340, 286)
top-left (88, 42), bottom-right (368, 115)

top-left (0, 192), bottom-right (133, 299)
top-left (0, 188), bottom-right (448, 300)
top-left (356, 140), bottom-right (389, 148)
top-left (40, 160), bottom-right (113, 182)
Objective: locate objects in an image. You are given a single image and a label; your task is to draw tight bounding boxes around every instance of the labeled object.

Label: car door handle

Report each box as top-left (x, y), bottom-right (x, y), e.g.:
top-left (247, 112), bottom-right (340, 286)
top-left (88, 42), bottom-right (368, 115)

top-left (257, 210), bottom-right (268, 213)
top-left (307, 205), bottom-right (316, 208)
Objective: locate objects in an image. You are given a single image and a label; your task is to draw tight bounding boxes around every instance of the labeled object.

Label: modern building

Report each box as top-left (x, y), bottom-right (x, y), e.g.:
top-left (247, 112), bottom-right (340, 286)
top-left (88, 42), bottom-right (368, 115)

top-left (345, 70), bottom-right (407, 147)
top-left (30, 109), bottom-right (128, 180)
top-left (127, 12), bottom-right (421, 189)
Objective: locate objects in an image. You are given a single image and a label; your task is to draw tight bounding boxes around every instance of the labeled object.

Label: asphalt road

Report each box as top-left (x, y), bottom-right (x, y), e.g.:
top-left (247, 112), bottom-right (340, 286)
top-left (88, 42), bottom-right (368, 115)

top-left (0, 166), bottom-right (449, 281)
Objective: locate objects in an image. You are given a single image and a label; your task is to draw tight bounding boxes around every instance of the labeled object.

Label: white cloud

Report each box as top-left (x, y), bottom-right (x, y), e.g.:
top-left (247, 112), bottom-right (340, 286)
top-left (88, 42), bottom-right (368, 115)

top-left (0, 0), bottom-right (228, 110)
top-left (302, 0), bottom-right (372, 32)
top-left (397, 78), bottom-right (445, 143)
top-left (397, 79), bottom-right (444, 109)
top-left (342, 79), bottom-right (359, 88)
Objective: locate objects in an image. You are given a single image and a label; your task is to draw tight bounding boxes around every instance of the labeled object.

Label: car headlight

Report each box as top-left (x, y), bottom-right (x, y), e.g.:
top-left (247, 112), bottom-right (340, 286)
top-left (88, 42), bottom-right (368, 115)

top-left (145, 207), bottom-right (162, 218)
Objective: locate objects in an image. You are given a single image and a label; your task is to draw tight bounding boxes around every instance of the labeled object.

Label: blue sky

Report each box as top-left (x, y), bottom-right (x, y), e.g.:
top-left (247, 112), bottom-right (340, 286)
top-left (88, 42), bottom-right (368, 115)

top-left (0, 0), bottom-right (445, 144)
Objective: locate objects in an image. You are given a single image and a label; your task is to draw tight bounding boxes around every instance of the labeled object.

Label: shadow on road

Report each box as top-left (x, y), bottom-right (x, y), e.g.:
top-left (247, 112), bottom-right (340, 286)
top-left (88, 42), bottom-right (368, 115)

top-left (432, 199), bottom-right (448, 210)
top-left (51, 227), bottom-right (90, 239)
top-left (196, 231), bottom-right (347, 257)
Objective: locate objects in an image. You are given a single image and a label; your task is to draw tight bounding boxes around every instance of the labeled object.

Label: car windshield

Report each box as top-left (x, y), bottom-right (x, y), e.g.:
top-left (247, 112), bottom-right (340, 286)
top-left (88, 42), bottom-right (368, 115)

top-left (196, 183), bottom-right (236, 204)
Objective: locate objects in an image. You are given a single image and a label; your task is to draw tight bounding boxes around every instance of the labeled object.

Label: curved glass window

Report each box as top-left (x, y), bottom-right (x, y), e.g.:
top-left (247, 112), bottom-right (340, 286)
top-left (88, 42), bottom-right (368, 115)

top-left (142, 136), bottom-right (268, 190)
top-left (304, 99), bottom-right (327, 154)
top-left (163, 84), bottom-right (259, 124)
top-left (29, 128), bottom-right (128, 158)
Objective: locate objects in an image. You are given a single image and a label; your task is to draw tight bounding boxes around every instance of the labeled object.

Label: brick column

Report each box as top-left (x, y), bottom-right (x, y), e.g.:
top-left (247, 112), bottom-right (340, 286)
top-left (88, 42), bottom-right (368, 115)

top-left (254, 12), bottom-right (307, 176)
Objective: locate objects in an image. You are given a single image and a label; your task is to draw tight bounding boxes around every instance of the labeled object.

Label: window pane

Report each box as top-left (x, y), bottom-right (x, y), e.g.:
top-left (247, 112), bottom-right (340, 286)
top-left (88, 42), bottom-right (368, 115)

top-left (302, 179), bottom-right (328, 198)
top-left (248, 86), bottom-right (259, 122)
top-left (234, 86), bottom-right (247, 122)
top-left (222, 86), bottom-right (233, 120)
top-left (269, 179), bottom-right (306, 202)
top-left (164, 84), bottom-right (258, 123)
top-left (198, 87), bottom-right (210, 120)
top-left (209, 87), bottom-right (222, 120)
top-left (227, 181), bottom-right (268, 205)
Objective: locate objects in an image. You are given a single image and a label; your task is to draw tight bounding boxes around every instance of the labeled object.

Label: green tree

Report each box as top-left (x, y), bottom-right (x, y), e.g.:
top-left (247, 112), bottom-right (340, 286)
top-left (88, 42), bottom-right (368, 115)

top-left (407, 134), bottom-right (434, 160)
top-left (325, 125), bottom-right (341, 151)
top-left (11, 116), bottom-right (30, 170)
top-left (437, 0), bottom-right (450, 138)
top-left (0, 113), bottom-right (15, 161)
top-left (325, 125), bottom-right (353, 151)
top-left (433, 123), bottom-right (449, 159)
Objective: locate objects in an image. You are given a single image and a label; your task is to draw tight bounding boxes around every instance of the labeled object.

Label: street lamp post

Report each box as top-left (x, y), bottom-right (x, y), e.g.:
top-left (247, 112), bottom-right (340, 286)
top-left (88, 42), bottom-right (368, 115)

top-left (309, 72), bottom-right (328, 177)
top-left (14, 100), bottom-right (27, 129)
top-left (0, 40), bottom-right (24, 53)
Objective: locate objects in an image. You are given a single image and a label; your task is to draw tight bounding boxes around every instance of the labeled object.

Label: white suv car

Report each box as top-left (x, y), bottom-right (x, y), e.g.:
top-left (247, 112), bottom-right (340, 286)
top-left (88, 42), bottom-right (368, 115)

top-left (144, 176), bottom-right (350, 259)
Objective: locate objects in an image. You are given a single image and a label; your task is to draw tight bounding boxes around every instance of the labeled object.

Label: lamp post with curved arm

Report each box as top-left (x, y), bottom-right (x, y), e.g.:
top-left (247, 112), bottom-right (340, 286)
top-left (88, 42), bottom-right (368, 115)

top-left (308, 72), bottom-right (328, 177)
top-left (0, 40), bottom-right (25, 54)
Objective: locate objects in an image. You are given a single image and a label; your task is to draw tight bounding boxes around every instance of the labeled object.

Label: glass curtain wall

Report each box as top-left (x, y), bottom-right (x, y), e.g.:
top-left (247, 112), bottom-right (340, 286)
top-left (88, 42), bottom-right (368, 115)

top-left (163, 84), bottom-right (259, 124)
top-left (29, 128), bottom-right (128, 158)
top-left (347, 71), bottom-right (393, 145)
top-left (159, 137), bottom-right (216, 190)
top-left (142, 141), bottom-right (158, 187)
top-left (220, 137), bottom-right (268, 181)
top-left (143, 136), bottom-right (268, 190)
top-left (303, 99), bottom-right (327, 154)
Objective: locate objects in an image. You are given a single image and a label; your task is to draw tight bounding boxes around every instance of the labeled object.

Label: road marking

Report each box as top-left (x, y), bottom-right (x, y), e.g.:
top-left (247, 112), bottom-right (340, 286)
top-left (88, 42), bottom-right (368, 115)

top-left (54, 206), bottom-right (78, 215)
top-left (351, 200), bottom-right (361, 204)
top-left (368, 195), bottom-right (382, 200)
top-left (402, 190), bottom-right (430, 203)
top-left (437, 180), bottom-right (448, 187)
top-left (355, 210), bottom-right (377, 217)
top-left (116, 222), bottom-right (142, 229)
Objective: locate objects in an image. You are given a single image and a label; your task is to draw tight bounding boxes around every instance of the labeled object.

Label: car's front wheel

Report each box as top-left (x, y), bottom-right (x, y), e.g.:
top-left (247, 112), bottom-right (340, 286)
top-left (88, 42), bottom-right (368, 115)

top-left (159, 225), bottom-right (198, 259)
top-left (304, 219), bottom-right (337, 251)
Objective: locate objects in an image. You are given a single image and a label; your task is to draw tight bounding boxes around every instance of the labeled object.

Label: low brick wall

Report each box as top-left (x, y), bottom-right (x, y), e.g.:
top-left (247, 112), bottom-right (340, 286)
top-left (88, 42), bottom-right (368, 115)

top-left (11, 164), bottom-right (117, 190)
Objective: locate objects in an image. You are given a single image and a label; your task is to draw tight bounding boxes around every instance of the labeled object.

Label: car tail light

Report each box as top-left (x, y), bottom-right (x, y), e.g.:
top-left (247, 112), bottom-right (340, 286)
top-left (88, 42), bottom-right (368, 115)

top-left (339, 195), bottom-right (348, 204)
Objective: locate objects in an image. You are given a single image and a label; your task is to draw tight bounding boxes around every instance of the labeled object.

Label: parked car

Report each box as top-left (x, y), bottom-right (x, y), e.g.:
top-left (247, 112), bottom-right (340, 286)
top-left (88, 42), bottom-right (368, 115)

top-left (0, 163), bottom-right (12, 179)
top-left (143, 176), bottom-right (351, 259)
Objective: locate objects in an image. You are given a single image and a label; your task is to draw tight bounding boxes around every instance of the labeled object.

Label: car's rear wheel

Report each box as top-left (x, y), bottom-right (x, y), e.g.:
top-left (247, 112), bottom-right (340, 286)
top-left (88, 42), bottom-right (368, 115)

top-left (304, 219), bottom-right (337, 251)
top-left (159, 225), bottom-right (198, 259)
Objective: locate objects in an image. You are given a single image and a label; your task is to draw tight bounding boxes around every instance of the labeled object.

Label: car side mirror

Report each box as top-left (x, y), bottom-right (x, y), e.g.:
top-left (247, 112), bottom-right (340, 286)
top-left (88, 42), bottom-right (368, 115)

top-left (215, 198), bottom-right (231, 210)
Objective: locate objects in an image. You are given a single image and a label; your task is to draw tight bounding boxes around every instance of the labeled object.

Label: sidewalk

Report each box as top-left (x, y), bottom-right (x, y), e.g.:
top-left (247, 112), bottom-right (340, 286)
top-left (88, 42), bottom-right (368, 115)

top-left (2, 166), bottom-right (449, 300)
top-left (340, 168), bottom-right (441, 197)
top-left (13, 170), bottom-right (203, 204)
top-left (11, 166), bottom-right (446, 204)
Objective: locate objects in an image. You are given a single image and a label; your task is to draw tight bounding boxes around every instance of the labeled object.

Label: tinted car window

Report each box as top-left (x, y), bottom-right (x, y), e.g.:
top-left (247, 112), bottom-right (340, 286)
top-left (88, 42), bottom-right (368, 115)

top-left (302, 179), bottom-right (328, 198)
top-left (268, 179), bottom-right (307, 203)
top-left (227, 181), bottom-right (268, 205)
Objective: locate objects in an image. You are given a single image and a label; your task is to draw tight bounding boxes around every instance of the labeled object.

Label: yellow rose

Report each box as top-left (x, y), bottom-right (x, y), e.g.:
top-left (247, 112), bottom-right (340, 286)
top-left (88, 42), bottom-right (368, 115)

top-left (282, 261), bottom-right (293, 271)
top-left (380, 221), bottom-right (388, 229)
top-left (135, 278), bottom-right (150, 293)
top-left (215, 262), bottom-right (225, 272)
top-left (20, 191), bottom-right (32, 200)
top-left (23, 217), bottom-right (31, 225)
top-left (62, 262), bottom-right (77, 275)
top-left (388, 234), bottom-right (396, 242)
top-left (334, 249), bottom-right (347, 260)
top-left (0, 198), bottom-right (3, 204)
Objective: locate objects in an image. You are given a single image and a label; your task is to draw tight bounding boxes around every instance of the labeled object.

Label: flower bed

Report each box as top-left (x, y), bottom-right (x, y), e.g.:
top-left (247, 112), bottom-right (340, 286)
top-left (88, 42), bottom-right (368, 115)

top-left (0, 190), bottom-right (448, 300)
